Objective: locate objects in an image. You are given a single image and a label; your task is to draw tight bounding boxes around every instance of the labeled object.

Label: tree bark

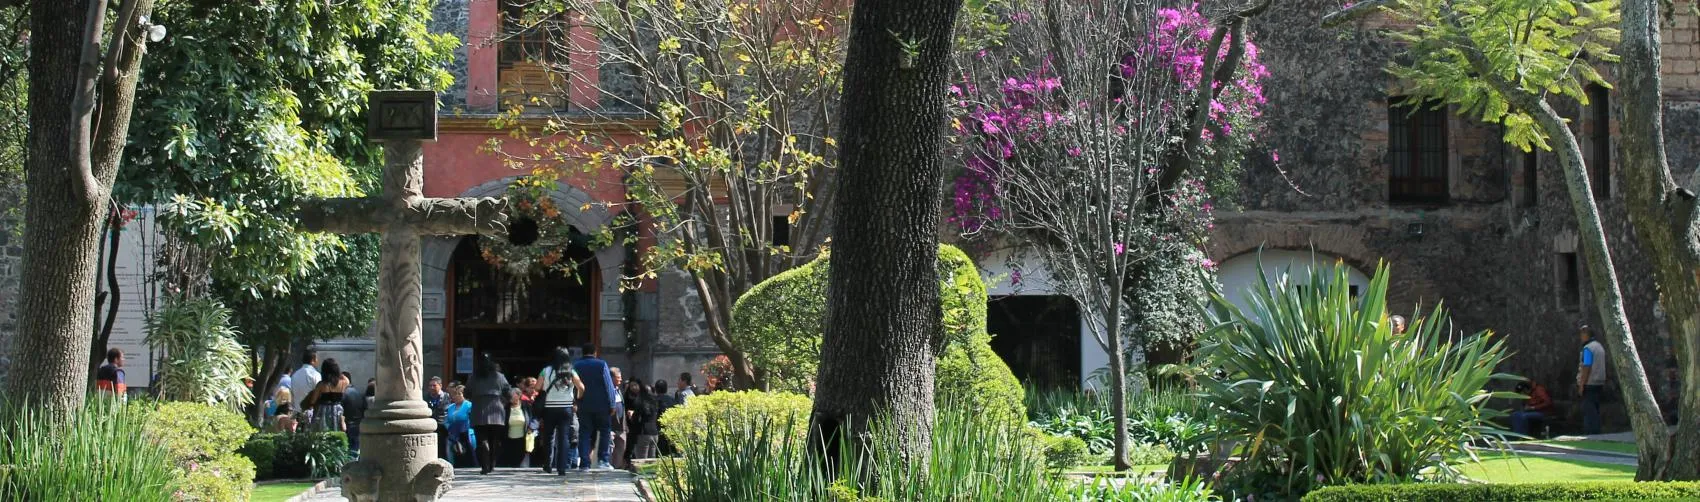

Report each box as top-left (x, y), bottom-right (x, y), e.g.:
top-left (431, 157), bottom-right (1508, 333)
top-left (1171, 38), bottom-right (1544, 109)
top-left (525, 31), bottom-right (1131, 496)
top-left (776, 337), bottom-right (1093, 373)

top-left (1526, 98), bottom-right (1672, 479)
top-left (7, 0), bottom-right (154, 413)
top-left (1617, 0), bottom-right (1700, 480)
top-left (1103, 296), bottom-right (1132, 471)
top-left (809, 0), bottom-right (964, 477)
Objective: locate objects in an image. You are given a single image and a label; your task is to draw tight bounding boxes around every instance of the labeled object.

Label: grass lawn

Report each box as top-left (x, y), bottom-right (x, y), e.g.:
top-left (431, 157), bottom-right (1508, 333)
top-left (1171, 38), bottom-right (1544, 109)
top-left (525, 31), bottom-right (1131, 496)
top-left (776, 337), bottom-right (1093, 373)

top-left (1531, 439), bottom-right (1639, 455)
top-left (1455, 453), bottom-right (1635, 484)
top-left (252, 482), bottom-right (317, 502)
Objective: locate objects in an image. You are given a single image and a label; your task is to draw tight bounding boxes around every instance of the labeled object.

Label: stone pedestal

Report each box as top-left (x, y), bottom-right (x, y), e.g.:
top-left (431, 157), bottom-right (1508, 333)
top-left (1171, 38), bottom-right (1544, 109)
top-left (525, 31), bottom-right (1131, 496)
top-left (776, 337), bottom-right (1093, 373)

top-left (342, 433), bottom-right (452, 502)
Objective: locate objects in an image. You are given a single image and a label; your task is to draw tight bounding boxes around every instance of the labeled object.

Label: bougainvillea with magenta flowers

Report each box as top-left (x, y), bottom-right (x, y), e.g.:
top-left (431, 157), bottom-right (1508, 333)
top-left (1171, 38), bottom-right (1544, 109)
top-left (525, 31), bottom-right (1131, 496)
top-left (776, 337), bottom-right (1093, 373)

top-left (948, 3), bottom-right (1268, 235)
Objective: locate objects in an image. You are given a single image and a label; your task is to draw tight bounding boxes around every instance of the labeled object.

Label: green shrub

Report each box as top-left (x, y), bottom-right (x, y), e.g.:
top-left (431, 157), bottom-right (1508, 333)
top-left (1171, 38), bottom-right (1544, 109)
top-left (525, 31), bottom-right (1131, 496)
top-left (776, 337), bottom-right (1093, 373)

top-left (145, 401), bottom-right (255, 462)
top-left (237, 434), bottom-right (279, 480)
top-left (1065, 476), bottom-right (1219, 501)
top-left (1300, 481), bottom-right (1700, 502)
top-left (176, 454), bottom-right (256, 502)
top-left (731, 244), bottom-right (1026, 424)
top-left (1201, 260), bottom-right (1517, 497)
top-left (271, 431), bottom-right (352, 479)
top-left (1125, 442), bottom-right (1178, 466)
top-left (0, 396), bottom-right (177, 501)
top-left (143, 401), bottom-right (258, 501)
top-left (1041, 433), bottom-right (1088, 472)
top-left (658, 390), bottom-right (813, 454)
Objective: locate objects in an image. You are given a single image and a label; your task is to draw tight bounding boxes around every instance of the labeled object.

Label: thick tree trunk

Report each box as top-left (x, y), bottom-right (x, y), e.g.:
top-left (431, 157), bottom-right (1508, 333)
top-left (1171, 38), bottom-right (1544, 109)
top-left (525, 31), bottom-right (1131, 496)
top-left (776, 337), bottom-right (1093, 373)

top-left (809, 0), bottom-right (963, 476)
top-left (7, 0), bottom-right (154, 414)
top-left (1617, 0), bottom-right (1700, 480)
top-left (1527, 100), bottom-right (1672, 479)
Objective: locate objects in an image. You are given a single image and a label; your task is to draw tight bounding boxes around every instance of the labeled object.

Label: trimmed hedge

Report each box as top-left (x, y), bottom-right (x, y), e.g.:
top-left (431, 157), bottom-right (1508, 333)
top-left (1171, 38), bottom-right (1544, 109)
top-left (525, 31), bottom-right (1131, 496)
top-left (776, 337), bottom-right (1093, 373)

top-left (657, 390), bottom-right (813, 453)
top-left (731, 244), bottom-right (1026, 425)
top-left (1300, 481), bottom-right (1700, 502)
top-left (143, 402), bottom-right (256, 502)
top-left (236, 434), bottom-right (278, 480)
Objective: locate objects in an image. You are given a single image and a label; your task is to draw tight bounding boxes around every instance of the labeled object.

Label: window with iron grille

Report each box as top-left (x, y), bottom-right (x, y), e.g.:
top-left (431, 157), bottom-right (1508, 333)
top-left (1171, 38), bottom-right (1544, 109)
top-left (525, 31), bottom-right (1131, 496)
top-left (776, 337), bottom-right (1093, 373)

top-left (1587, 84), bottom-right (1611, 200)
top-left (1388, 99), bottom-right (1450, 204)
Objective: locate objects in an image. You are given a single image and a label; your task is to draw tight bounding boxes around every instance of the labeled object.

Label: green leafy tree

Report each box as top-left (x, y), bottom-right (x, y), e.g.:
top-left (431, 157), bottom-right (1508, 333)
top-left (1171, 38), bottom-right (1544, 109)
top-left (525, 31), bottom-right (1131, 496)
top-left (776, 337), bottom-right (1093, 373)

top-left (117, 0), bottom-right (457, 293)
top-left (214, 234), bottom-right (378, 425)
top-left (1323, 0), bottom-right (1678, 478)
top-left (497, 0), bottom-right (846, 389)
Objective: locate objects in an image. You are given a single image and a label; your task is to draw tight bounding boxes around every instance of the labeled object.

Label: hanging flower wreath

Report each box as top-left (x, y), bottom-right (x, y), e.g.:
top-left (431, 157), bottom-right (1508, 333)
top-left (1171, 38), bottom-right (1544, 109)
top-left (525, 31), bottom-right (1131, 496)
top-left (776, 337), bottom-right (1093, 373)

top-left (479, 173), bottom-right (585, 278)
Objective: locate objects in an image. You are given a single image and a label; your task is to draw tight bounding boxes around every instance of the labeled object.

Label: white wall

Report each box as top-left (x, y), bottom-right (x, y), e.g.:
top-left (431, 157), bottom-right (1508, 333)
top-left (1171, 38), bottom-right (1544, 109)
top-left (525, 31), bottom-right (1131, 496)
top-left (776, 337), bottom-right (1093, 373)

top-left (975, 249), bottom-right (1108, 389)
top-left (1215, 249), bottom-right (1373, 317)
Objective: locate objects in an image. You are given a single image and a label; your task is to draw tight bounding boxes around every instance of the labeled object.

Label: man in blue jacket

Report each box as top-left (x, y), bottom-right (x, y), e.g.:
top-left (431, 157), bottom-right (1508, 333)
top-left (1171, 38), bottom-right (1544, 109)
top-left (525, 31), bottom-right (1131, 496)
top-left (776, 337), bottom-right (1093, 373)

top-left (573, 343), bottom-right (620, 470)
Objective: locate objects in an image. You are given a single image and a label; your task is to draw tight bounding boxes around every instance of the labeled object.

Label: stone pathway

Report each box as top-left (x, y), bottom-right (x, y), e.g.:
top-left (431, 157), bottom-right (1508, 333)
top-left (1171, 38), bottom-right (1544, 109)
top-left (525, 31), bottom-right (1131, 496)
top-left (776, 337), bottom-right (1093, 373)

top-left (295, 468), bottom-right (644, 502)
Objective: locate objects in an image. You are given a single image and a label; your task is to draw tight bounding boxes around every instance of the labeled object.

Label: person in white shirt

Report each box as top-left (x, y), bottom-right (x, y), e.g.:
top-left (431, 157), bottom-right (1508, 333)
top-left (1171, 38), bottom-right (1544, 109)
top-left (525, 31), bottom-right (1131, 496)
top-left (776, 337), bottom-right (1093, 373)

top-left (289, 349), bottom-right (322, 414)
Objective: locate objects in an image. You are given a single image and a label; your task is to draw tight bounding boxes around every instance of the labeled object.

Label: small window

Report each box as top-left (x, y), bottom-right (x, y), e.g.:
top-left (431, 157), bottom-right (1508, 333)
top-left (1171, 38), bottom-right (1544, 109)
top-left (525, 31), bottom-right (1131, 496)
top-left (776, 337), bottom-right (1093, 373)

top-left (1557, 252), bottom-right (1581, 311)
top-left (1389, 98), bottom-right (1450, 204)
top-left (771, 215), bottom-right (791, 247)
top-left (1521, 150), bottom-right (1539, 207)
top-left (1587, 84), bottom-right (1611, 200)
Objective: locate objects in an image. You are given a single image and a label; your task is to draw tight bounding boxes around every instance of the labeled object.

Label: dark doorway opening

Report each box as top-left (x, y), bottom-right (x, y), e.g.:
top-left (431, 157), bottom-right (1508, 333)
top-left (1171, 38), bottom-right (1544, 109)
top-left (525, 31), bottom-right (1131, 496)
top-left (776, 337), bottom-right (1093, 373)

top-left (447, 233), bottom-right (599, 382)
top-left (986, 295), bottom-right (1081, 391)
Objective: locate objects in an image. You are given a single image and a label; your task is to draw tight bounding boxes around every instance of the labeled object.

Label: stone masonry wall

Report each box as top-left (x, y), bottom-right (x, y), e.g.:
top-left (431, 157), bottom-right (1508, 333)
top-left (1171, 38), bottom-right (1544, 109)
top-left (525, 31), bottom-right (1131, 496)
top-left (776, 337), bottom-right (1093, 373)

top-left (1229, 1), bottom-right (1692, 432)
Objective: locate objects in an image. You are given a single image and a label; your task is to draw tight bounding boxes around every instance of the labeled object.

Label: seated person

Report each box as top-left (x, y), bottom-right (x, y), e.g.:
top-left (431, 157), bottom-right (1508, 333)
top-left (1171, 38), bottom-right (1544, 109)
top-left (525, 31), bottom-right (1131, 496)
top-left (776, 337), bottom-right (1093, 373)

top-left (1510, 381), bottom-right (1553, 437)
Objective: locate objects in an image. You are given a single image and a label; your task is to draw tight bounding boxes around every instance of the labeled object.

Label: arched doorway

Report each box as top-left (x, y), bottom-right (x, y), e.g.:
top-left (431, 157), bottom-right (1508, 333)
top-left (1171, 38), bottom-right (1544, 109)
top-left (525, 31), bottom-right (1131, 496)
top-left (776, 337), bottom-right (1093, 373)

top-left (1216, 249), bottom-right (1372, 318)
top-left (445, 232), bottom-right (600, 381)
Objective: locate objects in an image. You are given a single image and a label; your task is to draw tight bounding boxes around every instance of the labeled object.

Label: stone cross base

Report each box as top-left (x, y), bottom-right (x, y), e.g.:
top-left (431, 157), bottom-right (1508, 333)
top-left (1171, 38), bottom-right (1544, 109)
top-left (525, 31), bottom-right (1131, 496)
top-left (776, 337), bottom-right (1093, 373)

top-left (341, 433), bottom-right (453, 502)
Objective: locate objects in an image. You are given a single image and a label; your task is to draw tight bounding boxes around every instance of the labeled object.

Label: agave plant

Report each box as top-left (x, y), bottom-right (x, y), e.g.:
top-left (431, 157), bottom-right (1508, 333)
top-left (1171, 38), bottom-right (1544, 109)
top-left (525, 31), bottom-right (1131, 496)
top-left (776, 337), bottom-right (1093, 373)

top-left (145, 295), bottom-right (253, 411)
top-left (1198, 258), bottom-right (1518, 496)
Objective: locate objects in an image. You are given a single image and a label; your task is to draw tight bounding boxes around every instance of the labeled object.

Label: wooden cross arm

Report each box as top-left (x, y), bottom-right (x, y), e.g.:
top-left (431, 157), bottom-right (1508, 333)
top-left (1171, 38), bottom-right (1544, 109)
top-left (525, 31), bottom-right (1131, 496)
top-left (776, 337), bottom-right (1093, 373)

top-left (300, 197), bottom-right (511, 236)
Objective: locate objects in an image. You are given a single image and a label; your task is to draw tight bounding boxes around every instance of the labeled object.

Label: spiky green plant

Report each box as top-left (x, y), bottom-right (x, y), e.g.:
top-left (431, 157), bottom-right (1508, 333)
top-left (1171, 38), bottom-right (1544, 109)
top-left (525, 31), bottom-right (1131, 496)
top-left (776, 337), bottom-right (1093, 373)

top-left (0, 396), bottom-right (177, 501)
top-left (145, 295), bottom-right (253, 411)
top-left (1199, 259), bottom-right (1518, 496)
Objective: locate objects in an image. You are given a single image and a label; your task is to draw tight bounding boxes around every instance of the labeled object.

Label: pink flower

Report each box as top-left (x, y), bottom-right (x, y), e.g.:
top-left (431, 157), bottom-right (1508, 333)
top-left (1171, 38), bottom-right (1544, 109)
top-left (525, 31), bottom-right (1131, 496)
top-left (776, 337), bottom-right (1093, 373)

top-left (1272, 150), bottom-right (1281, 163)
top-left (1114, 242), bottom-right (1126, 255)
top-left (1067, 146), bottom-right (1083, 157)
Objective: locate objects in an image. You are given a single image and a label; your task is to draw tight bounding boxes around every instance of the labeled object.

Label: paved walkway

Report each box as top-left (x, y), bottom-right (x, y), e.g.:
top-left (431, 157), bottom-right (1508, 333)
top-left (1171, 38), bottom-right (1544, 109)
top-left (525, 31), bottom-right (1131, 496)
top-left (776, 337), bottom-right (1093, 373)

top-left (296, 468), bottom-right (644, 502)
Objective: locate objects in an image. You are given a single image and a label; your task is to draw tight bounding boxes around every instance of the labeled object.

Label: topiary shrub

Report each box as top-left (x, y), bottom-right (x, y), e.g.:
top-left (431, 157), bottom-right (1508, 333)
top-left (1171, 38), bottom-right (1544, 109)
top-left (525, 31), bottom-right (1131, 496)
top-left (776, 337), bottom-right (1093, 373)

top-left (1040, 433), bottom-right (1088, 472)
top-left (142, 401), bottom-right (256, 501)
top-left (1299, 481), bottom-right (1700, 502)
top-left (237, 433), bottom-right (279, 480)
top-left (175, 455), bottom-right (255, 502)
top-left (145, 402), bottom-right (254, 463)
top-left (658, 390), bottom-right (812, 453)
top-left (731, 244), bottom-right (1026, 424)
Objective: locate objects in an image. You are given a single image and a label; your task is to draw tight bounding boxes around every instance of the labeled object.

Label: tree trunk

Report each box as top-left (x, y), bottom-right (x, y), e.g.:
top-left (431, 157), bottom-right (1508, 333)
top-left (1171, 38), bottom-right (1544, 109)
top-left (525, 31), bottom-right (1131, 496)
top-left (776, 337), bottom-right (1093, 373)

top-left (8, 0), bottom-right (104, 412)
top-left (809, 0), bottom-right (964, 478)
top-left (6, 0), bottom-right (154, 414)
top-left (1617, 0), bottom-right (1700, 480)
top-left (1528, 99), bottom-right (1672, 479)
top-left (89, 212), bottom-right (122, 381)
top-left (1103, 302), bottom-right (1132, 471)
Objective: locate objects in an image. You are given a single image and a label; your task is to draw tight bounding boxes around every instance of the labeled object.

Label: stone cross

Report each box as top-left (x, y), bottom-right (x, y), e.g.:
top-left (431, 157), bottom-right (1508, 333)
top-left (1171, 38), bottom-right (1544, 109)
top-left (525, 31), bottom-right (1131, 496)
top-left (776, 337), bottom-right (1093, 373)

top-left (299, 90), bottom-right (509, 502)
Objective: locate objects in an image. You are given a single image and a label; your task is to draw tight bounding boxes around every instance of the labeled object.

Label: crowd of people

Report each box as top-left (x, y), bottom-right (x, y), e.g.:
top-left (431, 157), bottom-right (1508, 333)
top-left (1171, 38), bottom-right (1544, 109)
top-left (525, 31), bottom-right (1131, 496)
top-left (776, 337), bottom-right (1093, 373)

top-left (252, 345), bottom-right (702, 472)
top-left (418, 344), bottom-right (698, 473)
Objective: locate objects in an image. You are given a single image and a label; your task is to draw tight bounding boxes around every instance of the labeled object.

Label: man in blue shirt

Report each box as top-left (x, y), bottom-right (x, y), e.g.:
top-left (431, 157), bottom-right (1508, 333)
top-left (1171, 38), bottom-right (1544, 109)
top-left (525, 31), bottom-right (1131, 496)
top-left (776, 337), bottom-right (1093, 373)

top-left (1577, 326), bottom-right (1609, 435)
top-left (573, 343), bottom-right (620, 470)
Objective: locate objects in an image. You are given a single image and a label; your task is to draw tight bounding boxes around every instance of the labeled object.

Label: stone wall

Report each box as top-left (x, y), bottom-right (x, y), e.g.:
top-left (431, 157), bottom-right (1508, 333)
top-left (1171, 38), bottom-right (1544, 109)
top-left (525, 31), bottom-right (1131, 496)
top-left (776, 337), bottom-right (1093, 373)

top-left (1228, 3), bottom-right (1693, 432)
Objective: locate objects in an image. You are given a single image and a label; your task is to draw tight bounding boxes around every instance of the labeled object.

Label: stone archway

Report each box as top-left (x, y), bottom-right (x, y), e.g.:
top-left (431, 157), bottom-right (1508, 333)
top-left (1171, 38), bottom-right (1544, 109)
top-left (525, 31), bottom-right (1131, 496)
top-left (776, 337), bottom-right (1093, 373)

top-left (418, 176), bottom-right (626, 382)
